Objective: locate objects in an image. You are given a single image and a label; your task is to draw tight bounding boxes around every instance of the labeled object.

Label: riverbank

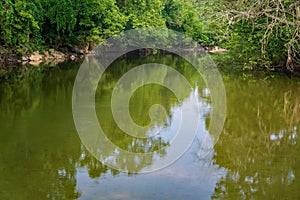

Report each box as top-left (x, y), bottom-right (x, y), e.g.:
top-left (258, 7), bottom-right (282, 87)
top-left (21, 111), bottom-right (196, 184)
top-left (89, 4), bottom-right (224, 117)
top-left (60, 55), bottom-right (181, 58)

top-left (0, 48), bottom-right (85, 67)
top-left (0, 45), bottom-right (226, 66)
top-left (1, 47), bottom-right (299, 82)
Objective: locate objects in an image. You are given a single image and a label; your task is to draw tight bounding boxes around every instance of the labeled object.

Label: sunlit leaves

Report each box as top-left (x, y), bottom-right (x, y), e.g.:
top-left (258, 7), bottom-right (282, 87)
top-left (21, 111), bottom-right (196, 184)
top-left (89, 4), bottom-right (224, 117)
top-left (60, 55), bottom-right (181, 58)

top-left (0, 0), bottom-right (43, 54)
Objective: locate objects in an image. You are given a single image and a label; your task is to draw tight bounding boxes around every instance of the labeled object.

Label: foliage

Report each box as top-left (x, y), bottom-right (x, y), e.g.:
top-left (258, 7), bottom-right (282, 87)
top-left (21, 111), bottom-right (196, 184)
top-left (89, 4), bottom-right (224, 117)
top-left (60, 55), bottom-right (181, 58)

top-left (42, 0), bottom-right (126, 48)
top-left (1, 0), bottom-right (222, 55)
top-left (0, 0), bottom-right (43, 55)
top-left (117, 0), bottom-right (166, 29)
top-left (220, 0), bottom-right (300, 71)
top-left (0, 0), bottom-right (126, 54)
top-left (163, 0), bottom-right (217, 45)
top-left (1, 0), bottom-right (299, 73)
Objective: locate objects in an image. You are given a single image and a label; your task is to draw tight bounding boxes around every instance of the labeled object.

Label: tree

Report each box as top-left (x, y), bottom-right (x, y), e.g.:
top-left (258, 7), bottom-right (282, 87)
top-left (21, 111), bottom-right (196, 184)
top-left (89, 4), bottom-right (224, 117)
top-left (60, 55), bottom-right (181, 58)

top-left (42, 0), bottom-right (126, 49)
top-left (0, 0), bottom-right (43, 55)
top-left (117, 0), bottom-right (166, 29)
top-left (221, 0), bottom-right (300, 71)
top-left (163, 0), bottom-right (215, 45)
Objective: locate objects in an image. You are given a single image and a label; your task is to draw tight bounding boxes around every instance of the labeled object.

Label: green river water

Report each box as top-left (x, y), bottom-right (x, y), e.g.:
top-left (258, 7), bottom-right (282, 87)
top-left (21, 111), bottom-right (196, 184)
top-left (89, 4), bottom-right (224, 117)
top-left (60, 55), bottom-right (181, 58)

top-left (1, 52), bottom-right (300, 199)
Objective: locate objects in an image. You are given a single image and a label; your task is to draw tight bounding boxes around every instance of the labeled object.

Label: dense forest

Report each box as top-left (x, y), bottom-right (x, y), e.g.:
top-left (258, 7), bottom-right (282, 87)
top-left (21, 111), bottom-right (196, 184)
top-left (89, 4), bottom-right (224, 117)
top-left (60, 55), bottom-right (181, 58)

top-left (0, 0), bottom-right (299, 72)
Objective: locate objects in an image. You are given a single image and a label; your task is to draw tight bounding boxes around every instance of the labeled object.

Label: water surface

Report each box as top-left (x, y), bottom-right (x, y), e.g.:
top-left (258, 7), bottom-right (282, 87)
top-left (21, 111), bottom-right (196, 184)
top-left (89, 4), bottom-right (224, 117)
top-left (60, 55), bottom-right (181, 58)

top-left (1, 54), bottom-right (300, 199)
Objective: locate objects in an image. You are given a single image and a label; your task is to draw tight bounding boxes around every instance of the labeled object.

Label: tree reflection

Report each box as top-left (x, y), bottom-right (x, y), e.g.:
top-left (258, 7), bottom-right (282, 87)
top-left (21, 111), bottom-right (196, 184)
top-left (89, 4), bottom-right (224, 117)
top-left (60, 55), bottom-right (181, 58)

top-left (85, 51), bottom-right (204, 172)
top-left (78, 146), bottom-right (120, 178)
top-left (212, 76), bottom-right (300, 199)
top-left (0, 52), bottom-right (206, 198)
top-left (0, 62), bottom-right (82, 199)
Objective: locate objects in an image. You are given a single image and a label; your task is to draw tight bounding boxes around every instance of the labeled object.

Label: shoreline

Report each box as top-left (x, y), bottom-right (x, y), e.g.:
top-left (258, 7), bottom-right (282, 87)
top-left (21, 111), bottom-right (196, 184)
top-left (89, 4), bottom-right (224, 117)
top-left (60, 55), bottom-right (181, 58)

top-left (0, 45), bottom-right (228, 66)
top-left (1, 47), bottom-right (299, 79)
top-left (0, 49), bottom-right (85, 67)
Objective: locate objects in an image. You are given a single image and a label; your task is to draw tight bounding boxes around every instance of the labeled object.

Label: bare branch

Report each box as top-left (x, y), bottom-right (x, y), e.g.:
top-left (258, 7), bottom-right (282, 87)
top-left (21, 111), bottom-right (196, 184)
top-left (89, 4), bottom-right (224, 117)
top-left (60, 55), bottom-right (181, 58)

top-left (264, 13), bottom-right (300, 27)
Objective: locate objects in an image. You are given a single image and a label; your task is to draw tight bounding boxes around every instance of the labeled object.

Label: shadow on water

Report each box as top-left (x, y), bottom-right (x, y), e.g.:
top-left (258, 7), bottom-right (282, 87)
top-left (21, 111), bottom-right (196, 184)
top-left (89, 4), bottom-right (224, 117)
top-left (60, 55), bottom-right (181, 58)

top-left (0, 53), bottom-right (300, 199)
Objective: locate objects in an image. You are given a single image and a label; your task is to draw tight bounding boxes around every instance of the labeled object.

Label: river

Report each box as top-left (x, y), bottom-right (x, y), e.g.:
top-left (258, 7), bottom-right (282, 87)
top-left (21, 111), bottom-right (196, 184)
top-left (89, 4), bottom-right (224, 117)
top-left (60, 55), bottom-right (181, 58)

top-left (1, 52), bottom-right (300, 199)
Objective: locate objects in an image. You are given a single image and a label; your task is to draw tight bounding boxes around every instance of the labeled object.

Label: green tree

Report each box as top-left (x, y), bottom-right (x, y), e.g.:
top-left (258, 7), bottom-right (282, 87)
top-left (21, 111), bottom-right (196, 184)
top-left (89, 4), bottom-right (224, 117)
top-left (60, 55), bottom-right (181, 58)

top-left (117, 0), bottom-right (166, 29)
top-left (221, 0), bottom-right (300, 71)
top-left (42, 0), bottom-right (126, 49)
top-left (163, 0), bottom-right (217, 45)
top-left (0, 0), bottom-right (43, 55)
